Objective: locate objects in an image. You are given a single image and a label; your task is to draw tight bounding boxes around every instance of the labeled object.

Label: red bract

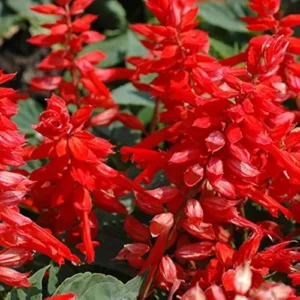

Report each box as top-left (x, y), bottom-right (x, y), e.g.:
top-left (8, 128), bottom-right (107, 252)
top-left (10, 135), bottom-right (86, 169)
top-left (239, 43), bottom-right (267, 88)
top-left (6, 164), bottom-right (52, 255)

top-left (115, 0), bottom-right (300, 298)
top-left (0, 72), bottom-right (78, 288)
top-left (27, 94), bottom-right (152, 263)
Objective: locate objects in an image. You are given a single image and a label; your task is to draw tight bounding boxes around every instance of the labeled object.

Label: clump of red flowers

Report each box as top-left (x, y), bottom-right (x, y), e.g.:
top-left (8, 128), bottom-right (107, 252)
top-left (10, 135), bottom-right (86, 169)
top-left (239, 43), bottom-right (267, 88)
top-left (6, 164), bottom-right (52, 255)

top-left (0, 72), bottom-right (78, 288)
top-left (25, 0), bottom-right (152, 263)
top-left (0, 0), bottom-right (300, 298)
top-left (115, 0), bottom-right (300, 298)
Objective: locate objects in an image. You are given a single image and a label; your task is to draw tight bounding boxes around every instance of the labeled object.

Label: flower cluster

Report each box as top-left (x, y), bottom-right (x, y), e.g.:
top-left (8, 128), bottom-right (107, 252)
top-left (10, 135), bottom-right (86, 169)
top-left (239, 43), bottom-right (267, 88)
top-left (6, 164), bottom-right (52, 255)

top-left (0, 72), bottom-right (78, 288)
top-left (29, 0), bottom-right (143, 130)
top-left (23, 0), bottom-right (153, 264)
top-left (26, 93), bottom-right (153, 263)
top-left (115, 0), bottom-right (300, 298)
top-left (1, 0), bottom-right (300, 297)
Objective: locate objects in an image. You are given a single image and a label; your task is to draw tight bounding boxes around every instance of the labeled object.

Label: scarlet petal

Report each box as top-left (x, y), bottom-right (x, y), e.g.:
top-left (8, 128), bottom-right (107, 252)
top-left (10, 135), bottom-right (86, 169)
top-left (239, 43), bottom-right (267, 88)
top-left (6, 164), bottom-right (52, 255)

top-left (116, 113), bottom-right (145, 130)
top-left (175, 242), bottom-right (215, 261)
top-left (70, 0), bottom-right (94, 15)
top-left (280, 14), bottom-right (300, 27)
top-left (68, 137), bottom-right (97, 162)
top-left (234, 263), bottom-right (252, 295)
top-left (31, 4), bottom-right (65, 15)
top-left (184, 199), bottom-right (203, 221)
top-left (45, 294), bottom-right (76, 300)
top-left (70, 105), bottom-right (93, 129)
top-left (81, 31), bottom-right (105, 44)
top-left (0, 267), bottom-right (31, 287)
top-left (124, 216), bottom-right (150, 243)
top-left (216, 242), bottom-right (234, 268)
top-left (150, 213), bottom-right (174, 237)
top-left (181, 283), bottom-right (205, 300)
top-left (233, 231), bottom-right (263, 267)
top-left (184, 164), bottom-right (204, 187)
top-left (205, 285), bottom-right (226, 300)
top-left (30, 76), bottom-right (62, 91)
top-left (205, 131), bottom-right (226, 153)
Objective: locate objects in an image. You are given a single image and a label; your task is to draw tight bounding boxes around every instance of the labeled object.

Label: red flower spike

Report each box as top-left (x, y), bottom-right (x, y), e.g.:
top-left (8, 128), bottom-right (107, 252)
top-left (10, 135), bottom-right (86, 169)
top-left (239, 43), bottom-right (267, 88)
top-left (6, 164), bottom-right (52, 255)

top-left (0, 70), bottom-right (79, 287)
top-left (113, 0), bottom-right (300, 297)
top-left (18, 0), bottom-right (300, 297)
top-left (28, 94), bottom-right (151, 262)
top-left (29, 0), bottom-right (139, 131)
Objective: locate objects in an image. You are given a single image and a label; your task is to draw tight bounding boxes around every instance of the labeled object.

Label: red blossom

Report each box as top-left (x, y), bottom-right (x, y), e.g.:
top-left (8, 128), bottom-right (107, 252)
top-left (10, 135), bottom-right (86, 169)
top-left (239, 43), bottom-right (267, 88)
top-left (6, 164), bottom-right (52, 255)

top-left (115, 0), bottom-right (300, 298)
top-left (28, 94), bottom-right (153, 263)
top-left (0, 71), bottom-right (79, 288)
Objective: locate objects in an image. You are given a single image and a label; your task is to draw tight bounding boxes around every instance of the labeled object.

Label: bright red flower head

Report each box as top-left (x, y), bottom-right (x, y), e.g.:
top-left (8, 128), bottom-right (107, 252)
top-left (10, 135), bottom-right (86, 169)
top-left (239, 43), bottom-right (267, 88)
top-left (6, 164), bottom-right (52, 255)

top-left (33, 94), bottom-right (72, 139)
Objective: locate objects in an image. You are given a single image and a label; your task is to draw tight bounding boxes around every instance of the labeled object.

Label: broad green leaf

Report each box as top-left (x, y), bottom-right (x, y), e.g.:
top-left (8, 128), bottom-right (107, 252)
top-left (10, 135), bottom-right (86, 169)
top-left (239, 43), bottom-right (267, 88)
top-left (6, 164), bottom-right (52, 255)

top-left (54, 272), bottom-right (143, 300)
top-left (54, 273), bottom-right (109, 296)
top-left (47, 263), bottom-right (60, 295)
top-left (112, 83), bottom-right (154, 107)
top-left (114, 275), bottom-right (144, 300)
top-left (12, 98), bottom-right (43, 136)
top-left (7, 266), bottom-right (49, 300)
top-left (199, 2), bottom-right (248, 32)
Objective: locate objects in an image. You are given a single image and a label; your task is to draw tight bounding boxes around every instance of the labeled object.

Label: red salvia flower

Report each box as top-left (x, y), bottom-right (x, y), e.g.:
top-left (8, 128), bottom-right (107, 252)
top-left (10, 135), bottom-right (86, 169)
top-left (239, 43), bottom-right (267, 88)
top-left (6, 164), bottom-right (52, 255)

top-left (29, 0), bottom-right (141, 131)
top-left (114, 0), bottom-right (300, 298)
top-left (0, 72), bottom-right (78, 288)
top-left (27, 94), bottom-right (154, 263)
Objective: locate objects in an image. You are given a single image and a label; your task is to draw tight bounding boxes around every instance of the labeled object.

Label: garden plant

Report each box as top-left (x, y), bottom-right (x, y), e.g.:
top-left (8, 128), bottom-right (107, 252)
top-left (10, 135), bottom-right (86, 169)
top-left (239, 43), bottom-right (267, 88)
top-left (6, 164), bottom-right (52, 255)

top-left (0, 0), bottom-right (299, 299)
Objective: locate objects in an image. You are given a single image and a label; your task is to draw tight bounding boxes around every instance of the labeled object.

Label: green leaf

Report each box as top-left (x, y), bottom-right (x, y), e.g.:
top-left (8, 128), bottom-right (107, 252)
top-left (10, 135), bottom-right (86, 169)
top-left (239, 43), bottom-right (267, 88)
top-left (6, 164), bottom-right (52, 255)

top-left (7, 0), bottom-right (39, 18)
top-left (47, 263), bottom-right (60, 295)
top-left (0, 15), bottom-right (20, 39)
top-left (209, 37), bottom-right (238, 58)
top-left (114, 275), bottom-right (144, 300)
top-left (137, 106), bottom-right (154, 126)
top-left (22, 159), bottom-right (43, 173)
top-left (126, 30), bottom-right (147, 59)
top-left (54, 272), bottom-right (143, 300)
top-left (112, 83), bottom-right (154, 108)
top-left (12, 98), bottom-right (43, 136)
top-left (199, 1), bottom-right (248, 32)
top-left (7, 266), bottom-right (49, 300)
top-left (81, 33), bottom-right (128, 68)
